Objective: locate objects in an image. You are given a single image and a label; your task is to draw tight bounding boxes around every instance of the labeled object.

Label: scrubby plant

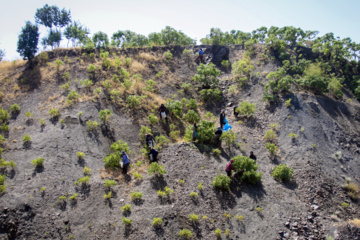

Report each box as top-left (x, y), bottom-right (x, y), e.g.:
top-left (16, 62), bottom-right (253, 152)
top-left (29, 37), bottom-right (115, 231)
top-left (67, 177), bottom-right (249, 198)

top-left (196, 120), bottom-right (216, 143)
top-left (0, 135), bottom-right (6, 145)
top-left (342, 202), bottom-right (350, 208)
top-left (0, 123), bottom-right (9, 132)
top-left (285, 98), bottom-right (292, 107)
top-left (60, 81), bottom-right (71, 92)
top-left (220, 130), bottom-right (237, 149)
top-left (22, 134), bottom-right (31, 142)
top-left (158, 186), bottom-right (174, 198)
top-left (40, 187), bottom-right (46, 191)
top-left (59, 196), bottom-right (67, 201)
top-left (193, 63), bottom-right (221, 88)
top-left (133, 171), bottom-right (142, 180)
top-left (31, 157), bottom-right (44, 167)
top-left (155, 135), bottom-right (169, 149)
top-left (87, 64), bottom-right (96, 74)
top-left (271, 164), bottom-right (294, 182)
top-left (54, 59), bottom-right (64, 70)
top-left (25, 111), bottom-right (33, 119)
top-left (235, 101), bottom-right (256, 117)
top-left (0, 109), bottom-right (9, 122)
top-left (145, 79), bottom-right (156, 92)
top-left (343, 179), bottom-right (359, 200)
top-left (163, 50), bottom-right (173, 62)
top-left (83, 167), bottom-right (91, 175)
top-left (186, 99), bottom-right (198, 110)
top-left (86, 120), bottom-right (99, 131)
top-left (255, 207), bottom-right (262, 212)
top-left (152, 218), bottom-right (163, 227)
top-left (212, 148), bottom-right (221, 156)
top-left (183, 110), bottom-right (200, 123)
top-left (39, 118), bottom-right (45, 126)
top-left (77, 152), bottom-right (85, 159)
top-left (99, 109), bottom-right (112, 123)
top-left (234, 215), bottom-right (244, 221)
top-left (130, 191), bottom-right (143, 200)
top-left (0, 175), bottom-right (5, 185)
top-left (77, 176), bottom-right (90, 185)
top-left (165, 99), bottom-right (183, 117)
top-left (270, 123), bottom-right (279, 130)
top-left (266, 142), bottom-right (278, 155)
top-left (10, 104), bottom-right (21, 113)
top-left (264, 129), bottom-right (277, 141)
top-left (139, 126), bottom-right (151, 140)
top-left (148, 162), bottom-right (167, 176)
top-left (198, 182), bottom-right (203, 190)
top-left (225, 229), bottom-right (230, 237)
top-left (66, 90), bottom-right (79, 105)
top-left (288, 132), bottom-right (297, 139)
top-left (0, 185), bottom-right (6, 193)
top-left (211, 174), bottom-right (231, 191)
top-left (104, 179), bottom-right (117, 188)
top-left (148, 114), bottom-right (158, 125)
top-left (103, 191), bottom-right (112, 199)
top-left (199, 88), bottom-right (222, 102)
top-left (103, 140), bottom-right (130, 169)
top-left (189, 192), bottom-right (198, 198)
top-left (178, 229), bottom-right (193, 238)
top-left (232, 56), bottom-right (254, 85)
top-left (181, 83), bottom-right (192, 92)
top-left (126, 95), bottom-right (141, 108)
top-left (232, 156), bottom-right (262, 184)
top-left (69, 193), bottom-right (78, 200)
top-left (122, 217), bottom-right (132, 226)
top-left (189, 213), bottom-right (200, 223)
top-left (215, 228), bottom-right (222, 237)
top-left (135, 161), bottom-right (143, 167)
top-left (121, 204), bottom-right (131, 213)
top-left (221, 60), bottom-right (230, 70)
top-left (179, 179), bottom-right (184, 185)
top-left (224, 212), bottom-right (231, 219)
top-left (80, 79), bottom-right (93, 88)
top-left (48, 108), bottom-right (59, 118)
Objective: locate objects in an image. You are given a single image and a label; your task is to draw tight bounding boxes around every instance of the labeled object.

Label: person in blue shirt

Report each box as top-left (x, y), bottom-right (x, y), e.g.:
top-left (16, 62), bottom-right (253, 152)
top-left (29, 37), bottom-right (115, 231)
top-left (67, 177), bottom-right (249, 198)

top-left (121, 151), bottom-right (130, 174)
top-left (195, 48), bottom-right (205, 63)
top-left (147, 147), bottom-right (159, 162)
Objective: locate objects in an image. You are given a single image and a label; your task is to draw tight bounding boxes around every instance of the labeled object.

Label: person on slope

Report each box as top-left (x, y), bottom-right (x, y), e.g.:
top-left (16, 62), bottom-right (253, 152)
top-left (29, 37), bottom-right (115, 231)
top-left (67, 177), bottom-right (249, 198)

top-left (213, 127), bottom-right (223, 148)
top-left (121, 151), bottom-right (130, 174)
top-left (147, 147), bottom-right (159, 162)
top-left (192, 122), bottom-right (198, 142)
top-left (145, 133), bottom-right (156, 148)
top-left (225, 159), bottom-right (235, 177)
top-left (158, 104), bottom-right (168, 122)
top-left (195, 48), bottom-right (205, 64)
top-left (249, 151), bottom-right (257, 162)
top-left (220, 109), bottom-right (226, 129)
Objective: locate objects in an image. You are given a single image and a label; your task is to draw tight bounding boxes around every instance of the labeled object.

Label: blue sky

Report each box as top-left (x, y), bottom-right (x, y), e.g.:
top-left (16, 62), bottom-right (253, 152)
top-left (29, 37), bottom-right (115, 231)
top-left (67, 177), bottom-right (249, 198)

top-left (1, 0), bottom-right (359, 60)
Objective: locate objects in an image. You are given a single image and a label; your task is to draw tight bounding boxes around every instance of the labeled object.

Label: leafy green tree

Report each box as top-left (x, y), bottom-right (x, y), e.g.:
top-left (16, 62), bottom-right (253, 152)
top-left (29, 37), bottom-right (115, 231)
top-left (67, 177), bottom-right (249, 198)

top-left (64, 21), bottom-right (90, 47)
top-left (220, 130), bottom-right (237, 149)
top-left (0, 48), bottom-right (5, 62)
top-left (92, 31), bottom-right (109, 49)
top-left (99, 109), bottom-right (112, 123)
top-left (17, 21), bottom-right (39, 60)
top-left (42, 29), bottom-right (62, 49)
top-left (193, 63), bottom-right (221, 88)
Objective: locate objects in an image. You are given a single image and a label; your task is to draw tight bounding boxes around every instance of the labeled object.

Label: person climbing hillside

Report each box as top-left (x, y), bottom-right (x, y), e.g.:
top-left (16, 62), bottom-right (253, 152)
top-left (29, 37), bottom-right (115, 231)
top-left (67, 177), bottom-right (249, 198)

top-left (195, 48), bottom-right (205, 64)
top-left (192, 122), bottom-right (198, 142)
top-left (145, 133), bottom-right (156, 148)
top-left (249, 151), bottom-right (257, 162)
top-left (225, 159), bottom-right (234, 177)
top-left (158, 104), bottom-right (168, 122)
top-left (220, 109), bottom-right (226, 129)
top-left (147, 147), bottom-right (159, 162)
top-left (213, 127), bottom-right (223, 148)
top-left (121, 151), bottom-right (130, 174)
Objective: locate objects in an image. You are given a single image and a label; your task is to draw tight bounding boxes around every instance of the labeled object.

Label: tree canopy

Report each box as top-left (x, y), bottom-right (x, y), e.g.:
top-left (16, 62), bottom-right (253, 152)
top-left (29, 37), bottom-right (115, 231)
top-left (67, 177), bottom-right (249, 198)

top-left (17, 21), bottom-right (39, 60)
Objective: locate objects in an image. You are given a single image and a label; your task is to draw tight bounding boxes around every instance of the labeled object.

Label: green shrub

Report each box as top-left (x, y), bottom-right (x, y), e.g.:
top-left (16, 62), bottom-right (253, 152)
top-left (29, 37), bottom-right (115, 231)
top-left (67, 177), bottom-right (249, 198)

top-left (285, 98), bottom-right (292, 107)
top-left (189, 192), bottom-right (198, 198)
top-left (158, 186), bottom-right (174, 198)
top-left (99, 109), bottom-right (112, 123)
top-left (80, 79), bottom-right (93, 88)
top-left (212, 148), bottom-right (221, 156)
top-left (163, 50), bottom-right (173, 62)
top-left (48, 108), bottom-right (59, 118)
top-left (265, 142), bottom-right (278, 155)
top-left (186, 99), bottom-right (198, 110)
top-left (197, 120), bottom-right (216, 143)
top-left (77, 176), bottom-right (90, 184)
top-left (133, 171), bottom-right (142, 180)
top-left (126, 95), bottom-right (141, 108)
top-left (0, 123), bottom-right (9, 132)
top-left (83, 167), bottom-right (91, 175)
top-left (0, 185), bottom-right (6, 193)
top-left (145, 79), bottom-right (156, 92)
top-left (77, 152), bottom-right (85, 159)
top-left (60, 81), bottom-right (71, 92)
top-left (178, 229), bottom-right (193, 238)
top-left (122, 217), bottom-right (132, 225)
top-left (183, 110), bottom-right (200, 123)
top-left (130, 191), bottom-right (143, 200)
top-left (342, 202), bottom-right (349, 208)
top-left (232, 156), bottom-right (262, 184)
top-left (165, 99), bottom-right (183, 117)
top-left (256, 207), bottom-right (262, 212)
top-left (0, 135), bottom-right (6, 145)
top-left (40, 187), bottom-right (46, 191)
top-left (181, 83), bottom-right (192, 92)
top-left (269, 123), bottom-right (279, 130)
top-left (155, 135), bottom-right (169, 149)
top-left (0, 109), bottom-right (9, 122)
top-left (221, 60), bottom-right (230, 70)
top-left (104, 179), bottom-right (117, 187)
top-left (135, 161), bottom-right (143, 167)
top-left (87, 64), bottom-right (97, 74)
top-left (264, 129), bottom-right (277, 141)
top-left (271, 164), bottom-right (294, 182)
top-left (169, 130), bottom-right (180, 141)
top-left (121, 204), bottom-right (131, 213)
top-left (211, 174), bottom-right (232, 191)
top-left (220, 130), bottom-right (237, 148)
top-left (152, 218), bottom-right (163, 227)
top-left (148, 162), bottom-right (167, 176)
top-left (328, 76), bottom-right (343, 98)
top-left (67, 90), bottom-right (79, 104)
top-left (224, 212), bottom-right (231, 219)
top-left (288, 132), bottom-right (297, 139)
top-left (139, 126), bottom-right (151, 140)
top-left (54, 59), bottom-right (64, 70)
top-left (199, 88), bottom-right (222, 102)
top-left (234, 215), bottom-right (244, 221)
top-left (189, 213), bottom-right (200, 223)
top-left (32, 157), bottom-right (44, 167)
top-left (0, 175), bottom-right (5, 185)
top-left (103, 140), bottom-right (130, 169)
top-left (86, 120), bottom-right (99, 131)
top-left (25, 111), bottom-right (33, 119)
top-left (148, 114), bottom-right (158, 124)
top-left (103, 191), bottom-right (112, 199)
top-left (215, 228), bottom-right (222, 237)
top-left (22, 134), bottom-right (31, 142)
top-left (193, 63), bottom-right (221, 88)
top-left (10, 104), bottom-right (21, 113)
top-left (69, 193), bottom-right (78, 200)
top-left (59, 196), bottom-right (67, 201)
top-left (235, 101), bottom-right (256, 117)
top-left (198, 182), bottom-right (203, 190)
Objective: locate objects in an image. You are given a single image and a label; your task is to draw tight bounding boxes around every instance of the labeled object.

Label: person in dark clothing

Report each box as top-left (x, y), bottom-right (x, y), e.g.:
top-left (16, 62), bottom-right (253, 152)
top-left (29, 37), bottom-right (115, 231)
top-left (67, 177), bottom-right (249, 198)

top-left (145, 133), bottom-right (156, 148)
top-left (121, 151), bottom-right (130, 174)
top-left (225, 159), bottom-right (234, 177)
top-left (213, 127), bottom-right (223, 148)
top-left (220, 109), bottom-right (226, 129)
top-left (234, 106), bottom-right (239, 118)
top-left (249, 151), bottom-right (257, 162)
top-left (158, 104), bottom-right (168, 122)
top-left (195, 48), bottom-right (205, 63)
top-left (147, 147), bottom-right (159, 162)
top-left (192, 123), bottom-right (198, 142)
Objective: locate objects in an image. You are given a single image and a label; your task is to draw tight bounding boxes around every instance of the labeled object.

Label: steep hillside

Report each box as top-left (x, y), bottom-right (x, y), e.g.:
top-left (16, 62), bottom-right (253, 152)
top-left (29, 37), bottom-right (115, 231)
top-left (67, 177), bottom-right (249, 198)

top-left (0, 45), bottom-right (359, 240)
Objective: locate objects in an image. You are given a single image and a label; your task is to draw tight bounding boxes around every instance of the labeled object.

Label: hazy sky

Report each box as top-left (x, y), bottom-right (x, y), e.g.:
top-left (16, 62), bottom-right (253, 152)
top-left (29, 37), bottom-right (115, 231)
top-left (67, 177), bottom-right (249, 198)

top-left (1, 0), bottom-right (359, 60)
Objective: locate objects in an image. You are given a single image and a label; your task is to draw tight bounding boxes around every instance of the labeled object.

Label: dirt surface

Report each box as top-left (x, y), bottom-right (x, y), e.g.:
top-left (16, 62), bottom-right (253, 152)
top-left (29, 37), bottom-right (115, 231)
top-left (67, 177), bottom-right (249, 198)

top-left (0, 45), bottom-right (359, 240)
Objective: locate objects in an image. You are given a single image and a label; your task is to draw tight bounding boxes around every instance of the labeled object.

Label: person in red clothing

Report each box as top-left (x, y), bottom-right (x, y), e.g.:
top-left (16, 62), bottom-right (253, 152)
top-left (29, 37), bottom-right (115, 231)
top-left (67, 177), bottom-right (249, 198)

top-left (225, 159), bottom-right (234, 177)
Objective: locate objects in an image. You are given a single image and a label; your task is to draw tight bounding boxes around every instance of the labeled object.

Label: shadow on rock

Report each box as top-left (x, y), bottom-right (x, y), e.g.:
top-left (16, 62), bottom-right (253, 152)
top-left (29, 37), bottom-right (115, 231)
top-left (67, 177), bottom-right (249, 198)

top-left (88, 130), bottom-right (102, 145)
top-left (25, 119), bottom-right (33, 126)
top-left (241, 183), bottom-right (266, 202)
top-left (214, 190), bottom-right (237, 210)
top-left (150, 175), bottom-right (167, 190)
top-left (132, 199), bottom-right (144, 206)
top-left (10, 112), bottom-right (20, 120)
top-left (77, 158), bottom-right (85, 167)
top-left (49, 117), bottom-right (59, 125)
top-left (32, 166), bottom-right (44, 177)
top-left (101, 124), bottom-right (116, 142)
top-left (154, 226), bottom-right (164, 237)
top-left (283, 179), bottom-right (298, 190)
top-left (23, 141), bottom-right (32, 149)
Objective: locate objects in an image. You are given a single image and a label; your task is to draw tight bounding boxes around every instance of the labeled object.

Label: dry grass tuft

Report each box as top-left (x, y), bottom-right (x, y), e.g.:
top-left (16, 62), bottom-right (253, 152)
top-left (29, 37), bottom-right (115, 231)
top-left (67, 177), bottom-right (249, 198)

top-left (130, 60), bottom-right (145, 74)
top-left (0, 60), bottom-right (26, 73)
top-left (138, 52), bottom-right (160, 62)
top-left (349, 218), bottom-right (360, 227)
